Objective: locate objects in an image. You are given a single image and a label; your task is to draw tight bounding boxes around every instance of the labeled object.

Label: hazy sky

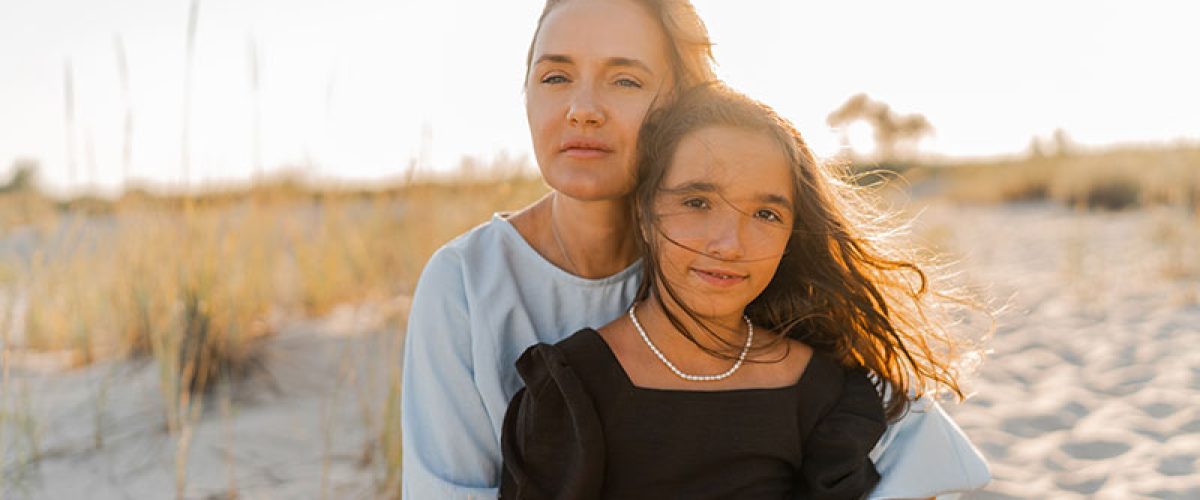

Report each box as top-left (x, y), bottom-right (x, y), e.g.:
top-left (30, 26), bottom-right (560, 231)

top-left (2, 0), bottom-right (1197, 193)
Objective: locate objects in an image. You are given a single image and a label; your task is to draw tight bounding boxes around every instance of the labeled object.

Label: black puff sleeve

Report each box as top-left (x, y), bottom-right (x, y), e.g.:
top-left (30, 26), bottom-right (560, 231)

top-left (797, 368), bottom-right (887, 500)
top-left (500, 344), bottom-right (605, 500)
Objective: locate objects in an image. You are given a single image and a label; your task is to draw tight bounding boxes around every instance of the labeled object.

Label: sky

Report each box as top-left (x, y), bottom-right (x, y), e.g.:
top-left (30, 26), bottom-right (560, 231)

top-left (1, 0), bottom-right (1197, 194)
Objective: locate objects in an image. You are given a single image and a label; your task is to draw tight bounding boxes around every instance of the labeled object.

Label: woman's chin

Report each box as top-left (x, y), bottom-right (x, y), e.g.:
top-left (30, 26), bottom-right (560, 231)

top-left (544, 174), bottom-right (634, 202)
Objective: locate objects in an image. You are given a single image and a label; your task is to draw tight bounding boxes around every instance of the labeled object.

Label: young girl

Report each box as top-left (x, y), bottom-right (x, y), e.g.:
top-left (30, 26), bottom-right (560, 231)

top-left (499, 83), bottom-right (982, 499)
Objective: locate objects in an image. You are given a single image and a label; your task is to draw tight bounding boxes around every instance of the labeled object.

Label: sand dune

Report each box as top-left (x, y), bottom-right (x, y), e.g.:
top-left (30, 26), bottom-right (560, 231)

top-left (1, 304), bottom-right (400, 498)
top-left (2, 202), bottom-right (1197, 498)
top-left (921, 202), bottom-right (1200, 499)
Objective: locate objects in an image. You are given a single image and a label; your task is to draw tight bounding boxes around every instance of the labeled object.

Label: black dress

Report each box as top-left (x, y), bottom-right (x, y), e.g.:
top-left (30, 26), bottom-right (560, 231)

top-left (500, 329), bottom-right (886, 500)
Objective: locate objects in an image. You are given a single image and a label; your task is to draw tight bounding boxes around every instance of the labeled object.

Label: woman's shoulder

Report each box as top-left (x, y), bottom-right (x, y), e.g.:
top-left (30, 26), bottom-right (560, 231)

top-left (414, 214), bottom-right (534, 293)
top-left (428, 213), bottom-right (519, 261)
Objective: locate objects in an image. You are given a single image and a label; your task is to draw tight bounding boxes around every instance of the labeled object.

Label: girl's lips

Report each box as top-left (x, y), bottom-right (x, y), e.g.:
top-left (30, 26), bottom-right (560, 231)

top-left (691, 268), bottom-right (747, 288)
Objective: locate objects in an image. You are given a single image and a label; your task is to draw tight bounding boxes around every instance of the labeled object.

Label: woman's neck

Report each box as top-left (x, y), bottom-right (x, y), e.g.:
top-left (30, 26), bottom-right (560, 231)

top-left (511, 192), bottom-right (639, 279)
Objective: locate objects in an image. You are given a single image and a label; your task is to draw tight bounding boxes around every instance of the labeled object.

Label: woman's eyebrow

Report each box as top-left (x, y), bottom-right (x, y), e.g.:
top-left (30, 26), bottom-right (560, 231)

top-left (534, 54), bottom-right (573, 66)
top-left (533, 54), bottom-right (654, 75)
top-left (606, 57), bottom-right (654, 75)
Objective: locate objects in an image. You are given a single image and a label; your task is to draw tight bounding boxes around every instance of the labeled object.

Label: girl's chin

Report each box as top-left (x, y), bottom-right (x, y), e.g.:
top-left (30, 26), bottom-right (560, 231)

top-left (666, 299), bottom-right (750, 327)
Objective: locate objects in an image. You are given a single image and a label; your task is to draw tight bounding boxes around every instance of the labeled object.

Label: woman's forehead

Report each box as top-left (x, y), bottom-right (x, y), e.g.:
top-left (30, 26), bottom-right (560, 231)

top-left (532, 0), bottom-right (669, 70)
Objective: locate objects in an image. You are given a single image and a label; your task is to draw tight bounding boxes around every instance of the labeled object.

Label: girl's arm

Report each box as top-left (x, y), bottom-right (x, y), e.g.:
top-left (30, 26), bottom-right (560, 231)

top-left (501, 344), bottom-right (604, 500)
top-left (401, 248), bottom-right (501, 499)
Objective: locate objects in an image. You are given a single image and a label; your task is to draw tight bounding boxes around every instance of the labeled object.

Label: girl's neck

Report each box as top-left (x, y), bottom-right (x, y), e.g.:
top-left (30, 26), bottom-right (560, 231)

top-left (512, 192), bottom-right (639, 279)
top-left (635, 291), bottom-right (749, 357)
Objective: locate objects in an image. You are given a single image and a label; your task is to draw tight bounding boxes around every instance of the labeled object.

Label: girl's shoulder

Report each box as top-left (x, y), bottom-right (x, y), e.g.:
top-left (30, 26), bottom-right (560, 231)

top-left (514, 329), bottom-right (624, 394)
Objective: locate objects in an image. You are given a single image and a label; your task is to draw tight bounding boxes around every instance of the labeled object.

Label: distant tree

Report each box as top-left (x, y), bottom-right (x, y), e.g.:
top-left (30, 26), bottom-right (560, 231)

top-left (1, 159), bottom-right (40, 194)
top-left (1052, 128), bottom-right (1074, 157)
top-left (1028, 136), bottom-right (1047, 158)
top-left (827, 93), bottom-right (934, 161)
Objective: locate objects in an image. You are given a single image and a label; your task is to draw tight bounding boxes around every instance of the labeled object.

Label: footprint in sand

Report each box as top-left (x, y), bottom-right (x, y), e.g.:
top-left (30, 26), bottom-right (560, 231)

top-left (1145, 487), bottom-right (1200, 500)
top-left (1141, 402), bottom-right (1179, 419)
top-left (1055, 348), bottom-right (1084, 366)
top-left (1090, 365), bottom-right (1157, 397)
top-left (1132, 425), bottom-right (1172, 443)
top-left (1001, 414), bottom-right (1072, 438)
top-left (1054, 475), bottom-right (1107, 495)
top-left (1061, 401), bottom-right (1089, 419)
top-left (1060, 440), bottom-right (1132, 460)
top-left (1156, 454), bottom-right (1196, 476)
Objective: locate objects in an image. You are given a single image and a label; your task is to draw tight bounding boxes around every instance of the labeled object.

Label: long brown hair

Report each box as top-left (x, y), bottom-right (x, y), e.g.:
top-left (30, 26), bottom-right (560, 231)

top-left (634, 83), bottom-right (988, 420)
top-left (524, 0), bottom-right (717, 95)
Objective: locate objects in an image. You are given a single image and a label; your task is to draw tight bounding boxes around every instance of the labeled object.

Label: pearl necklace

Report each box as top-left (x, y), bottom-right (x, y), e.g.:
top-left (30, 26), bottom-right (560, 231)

top-left (627, 304), bottom-right (754, 382)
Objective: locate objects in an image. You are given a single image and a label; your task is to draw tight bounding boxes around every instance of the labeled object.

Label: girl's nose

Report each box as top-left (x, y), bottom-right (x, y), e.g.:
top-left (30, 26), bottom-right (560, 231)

top-left (704, 211), bottom-right (746, 261)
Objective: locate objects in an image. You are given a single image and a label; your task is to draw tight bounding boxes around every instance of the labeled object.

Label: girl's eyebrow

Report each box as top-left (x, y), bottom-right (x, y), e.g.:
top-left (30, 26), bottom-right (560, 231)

top-left (663, 180), bottom-right (792, 208)
top-left (758, 192), bottom-right (793, 209)
top-left (661, 180), bottom-right (718, 195)
top-left (533, 54), bottom-right (654, 75)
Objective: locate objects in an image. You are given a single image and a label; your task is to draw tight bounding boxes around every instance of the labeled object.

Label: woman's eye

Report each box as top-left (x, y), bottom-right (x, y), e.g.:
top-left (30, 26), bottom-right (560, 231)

top-left (755, 209), bottom-right (783, 222)
top-left (541, 74), bottom-right (569, 85)
top-left (682, 198), bottom-right (709, 209)
top-left (615, 77), bottom-right (643, 89)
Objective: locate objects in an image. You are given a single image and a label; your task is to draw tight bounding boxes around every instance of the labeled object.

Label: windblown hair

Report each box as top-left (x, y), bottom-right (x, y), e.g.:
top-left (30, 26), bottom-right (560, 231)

top-left (525, 0), bottom-right (718, 96)
top-left (634, 83), bottom-right (988, 420)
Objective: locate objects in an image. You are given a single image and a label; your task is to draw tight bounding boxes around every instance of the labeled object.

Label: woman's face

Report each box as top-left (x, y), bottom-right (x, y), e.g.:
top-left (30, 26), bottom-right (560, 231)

top-left (526, 0), bottom-right (673, 201)
top-left (651, 126), bottom-right (795, 323)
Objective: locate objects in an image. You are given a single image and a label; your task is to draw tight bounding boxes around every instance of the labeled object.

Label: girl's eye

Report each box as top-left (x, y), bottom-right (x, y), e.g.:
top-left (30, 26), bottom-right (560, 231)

top-left (682, 198), bottom-right (709, 209)
top-left (615, 77), bottom-right (643, 89)
top-left (755, 209), bottom-right (783, 223)
top-left (541, 74), bottom-right (569, 85)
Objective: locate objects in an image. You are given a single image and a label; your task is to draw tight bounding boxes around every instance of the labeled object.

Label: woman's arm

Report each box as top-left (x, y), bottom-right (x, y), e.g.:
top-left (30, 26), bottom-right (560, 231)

top-left (867, 395), bottom-right (991, 499)
top-left (401, 248), bottom-right (501, 499)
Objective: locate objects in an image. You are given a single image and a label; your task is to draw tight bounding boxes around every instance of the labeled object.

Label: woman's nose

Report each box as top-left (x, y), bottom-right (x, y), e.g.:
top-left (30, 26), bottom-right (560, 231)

top-left (567, 87), bottom-right (605, 128)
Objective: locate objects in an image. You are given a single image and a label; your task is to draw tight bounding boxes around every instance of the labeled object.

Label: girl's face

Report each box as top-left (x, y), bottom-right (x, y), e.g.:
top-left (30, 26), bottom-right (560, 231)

top-left (526, 0), bottom-right (673, 201)
top-left (651, 126), bottom-right (795, 324)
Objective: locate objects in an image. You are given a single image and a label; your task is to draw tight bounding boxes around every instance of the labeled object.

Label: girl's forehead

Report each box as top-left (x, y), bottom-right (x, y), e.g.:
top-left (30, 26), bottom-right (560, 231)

top-left (663, 126), bottom-right (794, 202)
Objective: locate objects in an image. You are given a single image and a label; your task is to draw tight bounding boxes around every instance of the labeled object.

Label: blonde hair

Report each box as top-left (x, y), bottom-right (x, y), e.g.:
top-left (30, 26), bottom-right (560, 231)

top-left (525, 0), bottom-right (717, 95)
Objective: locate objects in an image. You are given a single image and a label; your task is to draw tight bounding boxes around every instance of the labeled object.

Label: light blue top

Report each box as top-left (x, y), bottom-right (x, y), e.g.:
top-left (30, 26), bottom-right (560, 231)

top-left (401, 214), bottom-right (989, 499)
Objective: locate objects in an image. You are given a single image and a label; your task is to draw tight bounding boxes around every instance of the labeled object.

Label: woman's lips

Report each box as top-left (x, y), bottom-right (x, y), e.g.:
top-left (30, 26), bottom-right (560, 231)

top-left (560, 139), bottom-right (613, 159)
top-left (691, 267), bottom-right (747, 287)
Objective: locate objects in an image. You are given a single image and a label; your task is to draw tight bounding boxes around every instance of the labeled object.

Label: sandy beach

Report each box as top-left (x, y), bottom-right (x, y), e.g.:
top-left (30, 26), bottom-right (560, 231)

top-left (2, 201), bottom-right (1198, 498)
top-left (922, 202), bottom-right (1200, 498)
top-left (1, 301), bottom-right (406, 499)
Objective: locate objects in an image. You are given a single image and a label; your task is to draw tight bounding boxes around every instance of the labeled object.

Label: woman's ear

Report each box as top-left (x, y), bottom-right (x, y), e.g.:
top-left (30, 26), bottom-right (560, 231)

top-left (632, 201), bottom-right (650, 243)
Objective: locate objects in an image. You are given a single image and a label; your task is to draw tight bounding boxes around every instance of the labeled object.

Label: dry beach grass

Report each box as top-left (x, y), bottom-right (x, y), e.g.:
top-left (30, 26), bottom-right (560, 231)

top-left (0, 172), bottom-right (548, 498)
top-left (0, 147), bottom-right (1198, 497)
